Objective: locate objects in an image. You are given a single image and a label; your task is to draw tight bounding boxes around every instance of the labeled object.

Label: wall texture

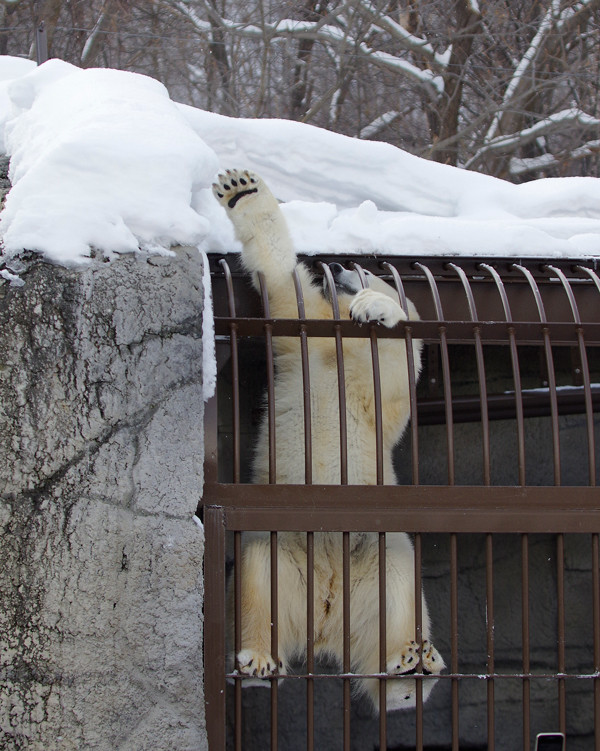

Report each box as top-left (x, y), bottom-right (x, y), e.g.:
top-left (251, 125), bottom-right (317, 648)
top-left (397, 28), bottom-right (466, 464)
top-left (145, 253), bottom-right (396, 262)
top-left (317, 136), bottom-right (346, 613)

top-left (0, 247), bottom-right (207, 750)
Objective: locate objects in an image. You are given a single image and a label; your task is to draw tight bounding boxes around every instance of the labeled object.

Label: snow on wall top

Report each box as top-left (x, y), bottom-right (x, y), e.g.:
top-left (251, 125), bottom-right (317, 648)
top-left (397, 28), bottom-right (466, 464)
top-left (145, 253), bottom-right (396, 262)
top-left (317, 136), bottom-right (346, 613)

top-left (0, 56), bottom-right (599, 266)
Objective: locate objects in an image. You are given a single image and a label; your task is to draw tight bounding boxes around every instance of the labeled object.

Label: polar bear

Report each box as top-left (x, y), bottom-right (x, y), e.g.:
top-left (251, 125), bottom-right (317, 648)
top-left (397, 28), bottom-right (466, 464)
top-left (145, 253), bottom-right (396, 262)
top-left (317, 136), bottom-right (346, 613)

top-left (213, 169), bottom-right (444, 712)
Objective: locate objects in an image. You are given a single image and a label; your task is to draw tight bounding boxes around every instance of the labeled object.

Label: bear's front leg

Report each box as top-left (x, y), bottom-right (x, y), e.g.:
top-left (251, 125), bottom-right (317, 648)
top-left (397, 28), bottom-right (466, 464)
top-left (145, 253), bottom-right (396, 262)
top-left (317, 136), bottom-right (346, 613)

top-left (212, 169), bottom-right (299, 301)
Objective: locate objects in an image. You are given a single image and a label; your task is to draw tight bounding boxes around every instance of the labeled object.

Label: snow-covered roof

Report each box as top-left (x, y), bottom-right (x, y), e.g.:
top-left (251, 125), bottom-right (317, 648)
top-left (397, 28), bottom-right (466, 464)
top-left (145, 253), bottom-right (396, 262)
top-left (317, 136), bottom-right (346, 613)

top-left (0, 56), bottom-right (599, 269)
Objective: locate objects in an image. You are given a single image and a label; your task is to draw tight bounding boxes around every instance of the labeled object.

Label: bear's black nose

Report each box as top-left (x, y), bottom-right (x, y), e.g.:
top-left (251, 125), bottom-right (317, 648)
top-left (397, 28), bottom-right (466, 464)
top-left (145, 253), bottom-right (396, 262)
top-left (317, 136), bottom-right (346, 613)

top-left (329, 262), bottom-right (344, 277)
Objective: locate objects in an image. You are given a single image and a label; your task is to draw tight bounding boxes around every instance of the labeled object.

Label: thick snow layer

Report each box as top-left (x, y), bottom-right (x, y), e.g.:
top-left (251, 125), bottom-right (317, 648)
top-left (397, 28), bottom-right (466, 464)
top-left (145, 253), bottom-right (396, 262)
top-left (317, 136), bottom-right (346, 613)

top-left (0, 59), bottom-right (218, 264)
top-left (0, 56), bottom-right (599, 268)
top-left (182, 106), bottom-right (600, 258)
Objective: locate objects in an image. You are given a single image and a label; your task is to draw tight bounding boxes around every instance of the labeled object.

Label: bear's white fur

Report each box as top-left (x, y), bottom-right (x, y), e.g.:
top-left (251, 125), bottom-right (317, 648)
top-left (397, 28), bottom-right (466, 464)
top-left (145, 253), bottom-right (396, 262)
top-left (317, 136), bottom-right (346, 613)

top-left (213, 169), bottom-right (443, 712)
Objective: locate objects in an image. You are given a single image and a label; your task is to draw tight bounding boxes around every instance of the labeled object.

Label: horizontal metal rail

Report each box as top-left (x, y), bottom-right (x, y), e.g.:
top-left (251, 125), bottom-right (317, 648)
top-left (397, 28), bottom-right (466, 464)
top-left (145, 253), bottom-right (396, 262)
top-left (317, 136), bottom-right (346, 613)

top-left (205, 485), bottom-right (600, 533)
top-left (214, 317), bottom-right (600, 346)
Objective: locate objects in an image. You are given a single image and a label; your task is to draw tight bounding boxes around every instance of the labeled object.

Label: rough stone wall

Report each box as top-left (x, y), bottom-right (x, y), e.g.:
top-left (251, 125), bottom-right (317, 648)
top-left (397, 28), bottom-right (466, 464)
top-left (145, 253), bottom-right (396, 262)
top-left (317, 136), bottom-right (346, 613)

top-left (0, 247), bottom-right (207, 750)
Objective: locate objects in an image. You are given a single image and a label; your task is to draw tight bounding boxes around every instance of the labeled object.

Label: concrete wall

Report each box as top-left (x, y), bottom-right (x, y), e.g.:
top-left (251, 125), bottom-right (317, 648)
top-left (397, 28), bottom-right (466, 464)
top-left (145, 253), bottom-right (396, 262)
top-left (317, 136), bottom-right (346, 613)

top-left (0, 248), bottom-right (207, 750)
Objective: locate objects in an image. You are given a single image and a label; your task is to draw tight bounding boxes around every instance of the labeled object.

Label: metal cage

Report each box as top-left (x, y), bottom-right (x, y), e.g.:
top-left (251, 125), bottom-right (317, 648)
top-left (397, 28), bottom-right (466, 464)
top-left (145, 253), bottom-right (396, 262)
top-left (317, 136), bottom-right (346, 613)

top-left (201, 254), bottom-right (600, 751)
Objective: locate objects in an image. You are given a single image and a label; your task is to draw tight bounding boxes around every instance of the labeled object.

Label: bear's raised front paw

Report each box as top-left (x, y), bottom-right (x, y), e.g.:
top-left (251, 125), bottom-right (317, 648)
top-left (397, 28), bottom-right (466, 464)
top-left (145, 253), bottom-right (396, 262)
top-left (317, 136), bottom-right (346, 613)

top-left (349, 288), bottom-right (407, 328)
top-left (213, 169), bottom-right (260, 210)
top-left (387, 639), bottom-right (444, 676)
top-left (236, 648), bottom-right (285, 680)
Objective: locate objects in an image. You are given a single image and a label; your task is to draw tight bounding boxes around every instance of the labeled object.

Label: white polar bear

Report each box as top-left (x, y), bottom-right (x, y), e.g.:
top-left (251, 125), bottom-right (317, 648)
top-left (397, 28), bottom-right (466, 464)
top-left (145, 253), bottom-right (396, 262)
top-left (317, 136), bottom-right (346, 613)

top-left (212, 169), bottom-right (444, 712)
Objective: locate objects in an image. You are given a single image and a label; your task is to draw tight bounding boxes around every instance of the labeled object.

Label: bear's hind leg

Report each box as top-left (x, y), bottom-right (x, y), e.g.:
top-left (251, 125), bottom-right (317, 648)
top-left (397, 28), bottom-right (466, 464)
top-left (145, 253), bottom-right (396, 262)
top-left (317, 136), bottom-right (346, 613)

top-left (232, 537), bottom-right (285, 686)
top-left (232, 534), bottom-right (308, 686)
top-left (384, 638), bottom-right (444, 710)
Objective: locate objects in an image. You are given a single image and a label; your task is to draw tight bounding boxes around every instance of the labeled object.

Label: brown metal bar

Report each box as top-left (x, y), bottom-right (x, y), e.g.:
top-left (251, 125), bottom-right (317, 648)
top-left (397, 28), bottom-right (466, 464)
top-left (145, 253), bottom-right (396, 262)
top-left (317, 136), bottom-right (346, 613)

top-left (521, 534), bottom-right (530, 751)
top-left (257, 272), bottom-right (276, 484)
top-left (214, 316), bottom-right (600, 345)
top-left (291, 268), bottom-right (317, 750)
top-left (417, 387), bottom-right (600, 425)
top-left (320, 264), bottom-right (351, 747)
top-left (379, 532), bottom-right (387, 748)
top-left (209, 483), bottom-right (600, 531)
top-left (307, 530), bottom-right (315, 751)
top-left (319, 263), bottom-right (348, 485)
top-left (556, 533), bottom-right (566, 734)
top-left (351, 263), bottom-right (384, 485)
top-left (414, 532), bottom-right (423, 751)
top-left (204, 506), bottom-right (227, 751)
top-left (230, 669), bottom-right (600, 681)
top-left (220, 259), bottom-right (241, 483)
top-left (382, 262), bottom-right (420, 484)
top-left (486, 533), bottom-right (495, 751)
top-left (255, 271), bottom-right (280, 748)
top-left (450, 533), bottom-right (459, 751)
top-left (513, 265), bottom-right (561, 485)
top-left (448, 263), bottom-right (491, 485)
top-left (270, 530), bottom-right (278, 750)
top-left (234, 530), bottom-right (242, 751)
top-left (342, 531), bottom-right (351, 751)
top-left (480, 264), bottom-right (526, 485)
top-left (413, 263), bottom-right (455, 484)
top-left (549, 265), bottom-right (597, 486)
top-left (292, 268), bottom-right (312, 485)
top-left (593, 534), bottom-right (600, 750)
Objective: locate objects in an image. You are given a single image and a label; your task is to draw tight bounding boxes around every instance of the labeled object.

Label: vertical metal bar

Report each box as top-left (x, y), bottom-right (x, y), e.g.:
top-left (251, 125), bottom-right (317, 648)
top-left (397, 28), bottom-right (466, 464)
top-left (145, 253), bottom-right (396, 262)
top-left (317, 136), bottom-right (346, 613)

top-left (549, 265), bottom-right (596, 486)
top-left (351, 262), bottom-right (387, 741)
top-left (556, 533), bottom-right (566, 734)
top-left (378, 531), bottom-right (387, 746)
top-left (234, 530), bottom-right (242, 751)
top-left (414, 532), bottom-right (423, 751)
top-left (257, 272), bottom-right (276, 484)
top-left (320, 263), bottom-right (350, 748)
top-left (204, 506), bottom-right (227, 751)
top-left (270, 529), bottom-right (279, 751)
top-left (521, 534), bottom-right (530, 751)
top-left (319, 263), bottom-right (348, 484)
top-left (447, 263), bottom-right (490, 485)
top-left (480, 264), bottom-right (526, 485)
top-left (411, 263), bottom-right (446, 748)
top-left (292, 268), bottom-right (312, 485)
top-left (450, 533), bottom-right (459, 751)
top-left (351, 263), bottom-right (384, 484)
top-left (257, 271), bottom-right (278, 748)
top-left (414, 263), bottom-right (455, 485)
top-left (382, 262), bottom-right (420, 485)
top-left (512, 265), bottom-right (561, 485)
top-left (593, 534), bottom-right (600, 750)
top-left (291, 269), bottom-right (315, 751)
top-left (220, 260), bottom-right (240, 483)
top-left (342, 530), bottom-right (351, 751)
top-left (486, 533), bottom-right (495, 751)
top-left (305, 531), bottom-right (314, 751)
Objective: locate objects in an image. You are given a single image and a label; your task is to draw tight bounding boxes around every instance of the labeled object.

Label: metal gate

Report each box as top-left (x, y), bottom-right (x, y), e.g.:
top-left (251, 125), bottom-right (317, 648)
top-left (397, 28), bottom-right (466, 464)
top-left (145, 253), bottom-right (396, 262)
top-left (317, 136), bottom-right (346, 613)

top-left (201, 255), bottom-right (600, 750)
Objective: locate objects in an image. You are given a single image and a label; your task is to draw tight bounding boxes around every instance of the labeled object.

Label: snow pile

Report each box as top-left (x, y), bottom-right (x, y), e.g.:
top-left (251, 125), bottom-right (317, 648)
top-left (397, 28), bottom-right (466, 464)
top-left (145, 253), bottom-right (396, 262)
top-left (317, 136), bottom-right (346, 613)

top-left (185, 106), bottom-right (600, 258)
top-left (0, 59), bottom-right (218, 264)
top-left (0, 56), bottom-right (599, 265)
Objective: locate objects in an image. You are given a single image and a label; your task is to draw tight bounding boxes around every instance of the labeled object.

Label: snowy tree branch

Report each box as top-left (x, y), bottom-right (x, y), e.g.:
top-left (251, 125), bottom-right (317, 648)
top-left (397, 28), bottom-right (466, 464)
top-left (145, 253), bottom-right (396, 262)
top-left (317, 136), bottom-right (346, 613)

top-left (468, 108), bottom-right (600, 169)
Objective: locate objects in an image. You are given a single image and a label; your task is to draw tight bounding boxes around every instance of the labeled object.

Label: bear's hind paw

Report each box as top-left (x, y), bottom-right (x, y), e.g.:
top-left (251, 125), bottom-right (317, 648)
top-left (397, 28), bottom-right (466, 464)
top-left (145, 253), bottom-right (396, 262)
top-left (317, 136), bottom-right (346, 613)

top-left (213, 169), bottom-right (259, 210)
top-left (236, 648), bottom-right (285, 680)
top-left (387, 639), bottom-right (444, 676)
